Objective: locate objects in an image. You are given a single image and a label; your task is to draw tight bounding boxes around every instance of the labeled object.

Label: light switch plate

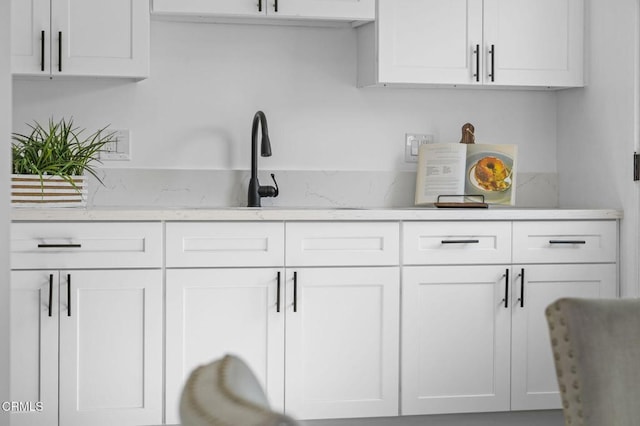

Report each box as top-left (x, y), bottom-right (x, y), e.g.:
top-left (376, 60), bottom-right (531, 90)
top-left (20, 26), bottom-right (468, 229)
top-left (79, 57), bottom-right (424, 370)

top-left (100, 129), bottom-right (131, 161)
top-left (405, 133), bottom-right (434, 163)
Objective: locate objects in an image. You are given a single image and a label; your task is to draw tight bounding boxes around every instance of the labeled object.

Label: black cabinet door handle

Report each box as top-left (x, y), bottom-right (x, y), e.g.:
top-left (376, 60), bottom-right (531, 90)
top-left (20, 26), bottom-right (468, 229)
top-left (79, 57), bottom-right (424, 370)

top-left (473, 44), bottom-right (479, 82)
top-left (257, 0), bottom-right (262, 12)
top-left (489, 44), bottom-right (495, 82)
top-left (58, 31), bottom-right (62, 72)
top-left (517, 268), bottom-right (525, 308)
top-left (48, 274), bottom-right (54, 317)
top-left (293, 271), bottom-right (298, 313)
top-left (276, 271), bottom-right (281, 313)
top-left (274, 0), bottom-right (278, 12)
top-left (502, 269), bottom-right (509, 309)
top-left (67, 274), bottom-right (71, 317)
top-left (41, 30), bottom-right (46, 72)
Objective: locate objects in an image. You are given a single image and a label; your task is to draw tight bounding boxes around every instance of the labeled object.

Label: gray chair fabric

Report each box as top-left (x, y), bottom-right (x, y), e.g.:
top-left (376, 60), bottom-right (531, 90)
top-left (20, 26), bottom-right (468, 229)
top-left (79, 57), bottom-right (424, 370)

top-left (180, 354), bottom-right (300, 426)
top-left (545, 297), bottom-right (640, 426)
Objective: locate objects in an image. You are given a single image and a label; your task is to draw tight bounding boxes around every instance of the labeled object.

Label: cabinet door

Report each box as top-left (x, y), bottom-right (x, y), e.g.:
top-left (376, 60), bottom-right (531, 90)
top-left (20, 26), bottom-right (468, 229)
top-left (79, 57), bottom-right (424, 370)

top-left (10, 0), bottom-right (50, 75)
top-left (510, 264), bottom-right (617, 410)
top-left (10, 271), bottom-right (58, 426)
top-left (483, 0), bottom-right (584, 87)
top-left (50, 0), bottom-right (150, 78)
top-left (152, 0), bottom-right (265, 16)
top-left (377, 0), bottom-right (483, 85)
top-left (276, 0), bottom-right (374, 20)
top-left (58, 269), bottom-right (162, 426)
top-left (165, 268), bottom-right (285, 424)
top-left (285, 267), bottom-right (400, 419)
top-left (402, 266), bottom-right (511, 415)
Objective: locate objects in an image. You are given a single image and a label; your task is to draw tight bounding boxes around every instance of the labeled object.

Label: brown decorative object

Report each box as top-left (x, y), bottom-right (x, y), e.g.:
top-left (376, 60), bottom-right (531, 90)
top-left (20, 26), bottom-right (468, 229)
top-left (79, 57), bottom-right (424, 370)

top-left (460, 123), bottom-right (475, 144)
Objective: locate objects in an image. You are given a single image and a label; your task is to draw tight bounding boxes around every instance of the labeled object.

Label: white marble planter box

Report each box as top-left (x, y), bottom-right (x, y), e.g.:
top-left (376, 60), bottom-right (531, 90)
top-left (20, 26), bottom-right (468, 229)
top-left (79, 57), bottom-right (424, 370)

top-left (11, 174), bottom-right (87, 208)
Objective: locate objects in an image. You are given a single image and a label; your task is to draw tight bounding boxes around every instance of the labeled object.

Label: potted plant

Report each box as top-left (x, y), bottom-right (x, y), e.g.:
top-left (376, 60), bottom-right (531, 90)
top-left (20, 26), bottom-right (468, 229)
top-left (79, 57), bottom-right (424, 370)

top-left (11, 117), bottom-right (115, 207)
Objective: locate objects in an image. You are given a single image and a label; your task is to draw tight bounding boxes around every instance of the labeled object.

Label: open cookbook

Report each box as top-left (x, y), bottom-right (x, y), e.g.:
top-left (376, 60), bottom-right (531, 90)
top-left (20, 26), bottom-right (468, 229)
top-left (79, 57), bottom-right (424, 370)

top-left (415, 143), bottom-right (517, 206)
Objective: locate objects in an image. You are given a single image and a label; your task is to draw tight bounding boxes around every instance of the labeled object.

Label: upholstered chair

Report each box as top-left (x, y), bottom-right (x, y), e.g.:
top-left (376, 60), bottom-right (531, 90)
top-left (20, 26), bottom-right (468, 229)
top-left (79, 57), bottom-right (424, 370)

top-left (180, 354), bottom-right (300, 426)
top-left (545, 297), bottom-right (640, 426)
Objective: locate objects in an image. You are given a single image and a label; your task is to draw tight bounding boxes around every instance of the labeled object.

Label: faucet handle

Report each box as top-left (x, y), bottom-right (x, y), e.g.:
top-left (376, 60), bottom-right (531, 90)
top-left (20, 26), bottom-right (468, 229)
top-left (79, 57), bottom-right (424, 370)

top-left (258, 173), bottom-right (279, 198)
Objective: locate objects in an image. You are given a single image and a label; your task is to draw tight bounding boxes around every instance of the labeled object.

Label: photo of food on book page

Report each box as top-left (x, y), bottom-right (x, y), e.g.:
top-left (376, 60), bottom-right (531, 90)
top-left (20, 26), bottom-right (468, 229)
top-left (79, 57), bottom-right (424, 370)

top-left (415, 143), bottom-right (517, 206)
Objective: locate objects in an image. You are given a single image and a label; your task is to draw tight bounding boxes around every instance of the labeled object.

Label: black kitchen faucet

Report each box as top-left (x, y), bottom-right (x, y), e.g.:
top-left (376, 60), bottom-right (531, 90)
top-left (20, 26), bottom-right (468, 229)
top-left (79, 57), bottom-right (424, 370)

top-left (247, 110), bottom-right (278, 207)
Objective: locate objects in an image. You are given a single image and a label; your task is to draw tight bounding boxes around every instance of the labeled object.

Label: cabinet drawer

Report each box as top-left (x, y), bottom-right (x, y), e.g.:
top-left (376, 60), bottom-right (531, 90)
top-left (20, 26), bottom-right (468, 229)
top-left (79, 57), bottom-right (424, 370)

top-left (166, 222), bottom-right (284, 267)
top-left (512, 221), bottom-right (617, 264)
top-left (286, 222), bottom-right (399, 266)
top-left (403, 222), bottom-right (511, 265)
top-left (11, 222), bottom-right (162, 269)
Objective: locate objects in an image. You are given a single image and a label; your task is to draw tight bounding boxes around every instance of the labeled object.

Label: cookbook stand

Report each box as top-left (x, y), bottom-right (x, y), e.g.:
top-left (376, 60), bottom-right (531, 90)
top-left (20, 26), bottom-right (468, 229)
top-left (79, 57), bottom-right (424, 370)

top-left (434, 194), bottom-right (488, 209)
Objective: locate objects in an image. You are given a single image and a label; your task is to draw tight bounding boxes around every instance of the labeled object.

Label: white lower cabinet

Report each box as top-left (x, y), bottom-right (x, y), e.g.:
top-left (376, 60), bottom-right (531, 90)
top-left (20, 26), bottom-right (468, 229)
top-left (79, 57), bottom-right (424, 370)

top-left (164, 268), bottom-right (285, 423)
top-left (10, 269), bottom-right (163, 426)
top-left (165, 221), bottom-right (400, 422)
top-left (401, 220), bottom-right (619, 416)
top-left (402, 265), bottom-right (511, 415)
top-left (285, 267), bottom-right (400, 420)
top-left (10, 221), bottom-right (163, 426)
top-left (510, 263), bottom-right (617, 410)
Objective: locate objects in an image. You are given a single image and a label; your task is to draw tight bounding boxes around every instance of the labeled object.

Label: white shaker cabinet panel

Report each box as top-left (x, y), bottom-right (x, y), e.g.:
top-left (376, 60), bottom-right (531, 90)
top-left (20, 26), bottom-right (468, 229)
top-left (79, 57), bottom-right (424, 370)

top-left (359, 0), bottom-right (584, 88)
top-left (166, 222), bottom-right (284, 267)
top-left (152, 0), bottom-right (374, 21)
top-left (483, 0), bottom-right (584, 87)
top-left (165, 268), bottom-right (285, 424)
top-left (10, 271), bottom-right (59, 426)
top-left (376, 0), bottom-right (483, 86)
top-left (403, 221), bottom-right (511, 265)
top-left (285, 267), bottom-right (400, 419)
top-left (402, 265), bottom-right (511, 415)
top-left (11, 222), bottom-right (162, 270)
top-left (286, 222), bottom-right (399, 267)
top-left (12, 0), bottom-right (149, 78)
top-left (274, 0), bottom-right (374, 20)
top-left (510, 264), bottom-right (617, 410)
top-left (58, 269), bottom-right (163, 426)
top-left (512, 221), bottom-right (617, 264)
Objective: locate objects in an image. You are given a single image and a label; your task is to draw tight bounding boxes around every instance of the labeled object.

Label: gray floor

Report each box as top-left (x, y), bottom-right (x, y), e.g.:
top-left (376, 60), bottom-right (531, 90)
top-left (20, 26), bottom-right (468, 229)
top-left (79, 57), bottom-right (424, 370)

top-left (303, 410), bottom-right (564, 426)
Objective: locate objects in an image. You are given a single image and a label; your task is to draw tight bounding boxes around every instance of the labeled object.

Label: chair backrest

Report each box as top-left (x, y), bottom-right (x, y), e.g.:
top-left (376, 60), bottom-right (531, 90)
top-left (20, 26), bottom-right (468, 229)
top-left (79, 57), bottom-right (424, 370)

top-left (180, 354), bottom-right (299, 426)
top-left (545, 297), bottom-right (640, 426)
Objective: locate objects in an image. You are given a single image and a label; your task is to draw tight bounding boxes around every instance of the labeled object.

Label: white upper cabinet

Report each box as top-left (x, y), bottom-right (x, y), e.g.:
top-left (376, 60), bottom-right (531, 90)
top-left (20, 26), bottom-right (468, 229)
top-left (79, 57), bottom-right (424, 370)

top-left (152, 0), bottom-right (374, 23)
top-left (11, 0), bottom-right (150, 78)
top-left (358, 0), bottom-right (584, 88)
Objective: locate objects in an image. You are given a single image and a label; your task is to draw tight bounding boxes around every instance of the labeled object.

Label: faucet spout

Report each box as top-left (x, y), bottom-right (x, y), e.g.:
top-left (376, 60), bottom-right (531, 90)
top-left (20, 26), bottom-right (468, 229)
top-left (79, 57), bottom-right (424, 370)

top-left (248, 111), bottom-right (278, 207)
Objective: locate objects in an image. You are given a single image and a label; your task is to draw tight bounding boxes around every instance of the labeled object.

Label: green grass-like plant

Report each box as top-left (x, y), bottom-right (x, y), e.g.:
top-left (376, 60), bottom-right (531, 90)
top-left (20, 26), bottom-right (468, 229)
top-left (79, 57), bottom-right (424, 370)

top-left (12, 117), bottom-right (115, 190)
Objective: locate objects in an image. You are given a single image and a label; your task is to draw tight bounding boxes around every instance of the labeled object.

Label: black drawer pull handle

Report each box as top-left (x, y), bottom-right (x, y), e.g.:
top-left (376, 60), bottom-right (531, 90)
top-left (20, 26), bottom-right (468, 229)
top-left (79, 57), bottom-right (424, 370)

top-left (38, 244), bottom-right (82, 248)
top-left (549, 240), bottom-right (586, 245)
top-left (441, 239), bottom-right (480, 244)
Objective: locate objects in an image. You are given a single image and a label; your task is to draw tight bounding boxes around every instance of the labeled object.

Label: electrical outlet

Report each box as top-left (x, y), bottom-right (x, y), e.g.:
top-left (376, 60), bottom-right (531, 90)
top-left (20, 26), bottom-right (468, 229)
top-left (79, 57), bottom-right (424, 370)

top-left (405, 133), bottom-right (434, 163)
top-left (100, 129), bottom-right (131, 161)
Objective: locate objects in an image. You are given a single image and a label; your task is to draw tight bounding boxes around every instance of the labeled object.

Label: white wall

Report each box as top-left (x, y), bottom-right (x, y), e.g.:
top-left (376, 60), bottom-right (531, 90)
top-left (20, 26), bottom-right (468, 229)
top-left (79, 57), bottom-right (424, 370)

top-left (0, 0), bottom-right (11, 423)
top-left (13, 20), bottom-right (558, 174)
top-left (557, 0), bottom-right (639, 296)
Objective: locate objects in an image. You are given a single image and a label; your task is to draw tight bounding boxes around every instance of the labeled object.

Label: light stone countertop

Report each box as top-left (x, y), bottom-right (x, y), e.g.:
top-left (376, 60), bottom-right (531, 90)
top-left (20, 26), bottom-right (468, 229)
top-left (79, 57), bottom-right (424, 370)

top-left (10, 207), bottom-right (623, 222)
